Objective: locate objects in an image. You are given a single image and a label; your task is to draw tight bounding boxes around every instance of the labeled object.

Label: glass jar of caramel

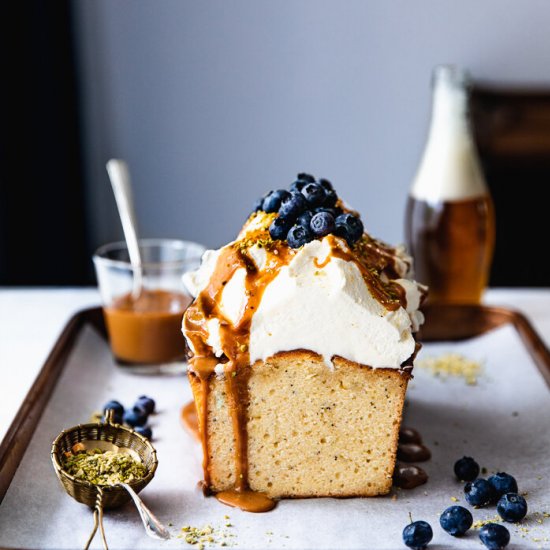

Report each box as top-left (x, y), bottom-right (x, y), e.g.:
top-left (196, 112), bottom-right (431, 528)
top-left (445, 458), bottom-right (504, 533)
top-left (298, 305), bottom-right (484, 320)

top-left (93, 239), bottom-right (205, 373)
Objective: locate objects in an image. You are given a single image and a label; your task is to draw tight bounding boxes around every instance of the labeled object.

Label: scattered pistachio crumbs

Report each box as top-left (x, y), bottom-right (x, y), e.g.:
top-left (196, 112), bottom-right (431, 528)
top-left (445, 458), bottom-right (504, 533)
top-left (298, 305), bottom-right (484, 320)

top-left (177, 522), bottom-right (235, 549)
top-left (472, 515), bottom-right (501, 529)
top-left (62, 448), bottom-right (146, 485)
top-left (417, 353), bottom-right (483, 385)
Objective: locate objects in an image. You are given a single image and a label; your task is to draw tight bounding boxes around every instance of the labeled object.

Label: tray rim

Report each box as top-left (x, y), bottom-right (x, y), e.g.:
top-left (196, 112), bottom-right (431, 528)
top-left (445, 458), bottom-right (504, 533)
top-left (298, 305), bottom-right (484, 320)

top-left (1, 303), bottom-right (549, 526)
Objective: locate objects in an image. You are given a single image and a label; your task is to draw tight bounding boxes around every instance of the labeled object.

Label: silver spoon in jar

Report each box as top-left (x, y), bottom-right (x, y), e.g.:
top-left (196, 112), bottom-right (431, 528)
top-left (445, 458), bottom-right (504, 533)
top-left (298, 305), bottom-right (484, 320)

top-left (106, 159), bottom-right (143, 300)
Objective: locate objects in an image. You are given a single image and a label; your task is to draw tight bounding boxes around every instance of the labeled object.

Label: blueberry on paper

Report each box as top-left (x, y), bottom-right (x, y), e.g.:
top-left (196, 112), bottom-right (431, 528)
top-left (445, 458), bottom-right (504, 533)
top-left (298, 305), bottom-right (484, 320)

top-left (269, 216), bottom-right (292, 241)
top-left (439, 505), bottom-right (473, 536)
top-left (454, 456), bottom-right (480, 481)
top-left (402, 520), bottom-right (433, 549)
top-left (497, 493), bottom-right (527, 522)
top-left (479, 523), bottom-right (510, 549)
top-left (262, 189), bottom-right (291, 213)
top-left (464, 478), bottom-right (495, 507)
top-left (301, 182), bottom-right (326, 207)
top-left (123, 408), bottom-right (147, 427)
top-left (279, 191), bottom-right (307, 220)
top-left (310, 211), bottom-right (335, 237)
top-left (103, 400), bottom-right (124, 423)
top-left (287, 224), bottom-right (313, 248)
top-left (135, 426), bottom-right (153, 440)
top-left (334, 213), bottom-right (364, 245)
top-left (136, 395), bottom-right (156, 415)
top-left (488, 472), bottom-right (518, 499)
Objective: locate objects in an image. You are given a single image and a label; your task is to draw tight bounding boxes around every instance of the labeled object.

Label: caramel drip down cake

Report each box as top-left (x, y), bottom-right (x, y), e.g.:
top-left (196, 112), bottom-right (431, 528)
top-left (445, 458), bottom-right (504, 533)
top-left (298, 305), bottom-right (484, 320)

top-left (182, 174), bottom-right (426, 510)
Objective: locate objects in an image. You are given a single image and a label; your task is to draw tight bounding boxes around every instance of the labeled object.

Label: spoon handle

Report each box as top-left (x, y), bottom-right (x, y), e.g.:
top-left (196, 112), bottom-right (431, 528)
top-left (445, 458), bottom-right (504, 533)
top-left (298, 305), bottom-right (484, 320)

top-left (106, 159), bottom-right (143, 298)
top-left (84, 487), bottom-right (108, 550)
top-left (118, 482), bottom-right (170, 540)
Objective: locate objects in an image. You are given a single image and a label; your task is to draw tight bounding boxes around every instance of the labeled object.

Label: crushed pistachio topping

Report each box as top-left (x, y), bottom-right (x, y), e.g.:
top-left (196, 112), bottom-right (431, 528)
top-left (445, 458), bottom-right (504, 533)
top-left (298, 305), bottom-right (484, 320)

top-left (177, 522), bottom-right (235, 548)
top-left (62, 448), bottom-right (146, 485)
top-left (234, 235), bottom-right (276, 255)
top-left (417, 353), bottom-right (483, 385)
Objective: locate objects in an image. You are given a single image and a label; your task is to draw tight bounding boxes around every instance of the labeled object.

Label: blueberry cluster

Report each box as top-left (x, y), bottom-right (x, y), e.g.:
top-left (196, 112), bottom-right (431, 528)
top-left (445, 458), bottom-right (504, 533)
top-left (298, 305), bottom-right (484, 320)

top-left (103, 395), bottom-right (156, 440)
top-left (402, 456), bottom-right (528, 549)
top-left (253, 173), bottom-right (364, 248)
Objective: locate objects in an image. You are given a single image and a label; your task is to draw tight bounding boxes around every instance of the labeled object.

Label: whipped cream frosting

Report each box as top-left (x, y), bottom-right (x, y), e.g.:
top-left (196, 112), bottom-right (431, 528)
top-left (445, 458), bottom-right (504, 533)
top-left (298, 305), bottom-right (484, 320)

top-left (183, 220), bottom-right (425, 370)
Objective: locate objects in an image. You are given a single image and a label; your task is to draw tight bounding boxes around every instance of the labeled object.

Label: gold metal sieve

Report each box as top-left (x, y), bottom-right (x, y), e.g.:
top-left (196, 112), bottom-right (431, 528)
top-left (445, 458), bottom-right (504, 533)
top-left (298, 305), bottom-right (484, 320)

top-left (51, 411), bottom-right (168, 549)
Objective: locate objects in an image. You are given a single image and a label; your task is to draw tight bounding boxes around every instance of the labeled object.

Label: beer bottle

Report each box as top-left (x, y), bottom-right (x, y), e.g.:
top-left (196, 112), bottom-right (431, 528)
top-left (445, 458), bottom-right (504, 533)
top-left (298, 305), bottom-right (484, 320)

top-left (405, 65), bottom-right (495, 304)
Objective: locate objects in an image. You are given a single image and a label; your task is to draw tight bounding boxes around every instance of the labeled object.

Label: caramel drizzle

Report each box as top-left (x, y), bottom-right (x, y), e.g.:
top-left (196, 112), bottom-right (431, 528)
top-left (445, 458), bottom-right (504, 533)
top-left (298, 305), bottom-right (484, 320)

top-left (184, 224), bottom-right (290, 509)
top-left (328, 235), bottom-right (406, 311)
top-left (183, 215), bottom-right (415, 510)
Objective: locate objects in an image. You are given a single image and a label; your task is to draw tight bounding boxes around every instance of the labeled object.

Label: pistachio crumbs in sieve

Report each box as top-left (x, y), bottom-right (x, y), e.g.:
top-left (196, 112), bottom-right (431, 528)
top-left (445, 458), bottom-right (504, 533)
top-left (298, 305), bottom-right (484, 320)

top-left (62, 447), bottom-right (146, 485)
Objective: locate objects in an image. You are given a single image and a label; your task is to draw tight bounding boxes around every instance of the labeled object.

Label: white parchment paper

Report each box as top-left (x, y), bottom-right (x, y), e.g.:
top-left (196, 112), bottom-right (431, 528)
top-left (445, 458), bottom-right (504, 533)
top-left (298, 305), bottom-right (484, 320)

top-left (0, 323), bottom-right (549, 549)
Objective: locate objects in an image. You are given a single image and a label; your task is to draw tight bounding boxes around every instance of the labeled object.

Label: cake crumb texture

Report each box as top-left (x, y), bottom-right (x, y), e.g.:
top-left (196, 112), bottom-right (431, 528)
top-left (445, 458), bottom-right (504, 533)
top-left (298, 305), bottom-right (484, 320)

top-left (190, 351), bottom-right (409, 498)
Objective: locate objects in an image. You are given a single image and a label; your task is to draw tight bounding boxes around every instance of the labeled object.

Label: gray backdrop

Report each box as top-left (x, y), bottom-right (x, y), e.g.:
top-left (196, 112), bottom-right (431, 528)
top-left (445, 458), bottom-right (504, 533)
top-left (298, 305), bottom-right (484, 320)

top-left (74, 0), bottom-right (550, 252)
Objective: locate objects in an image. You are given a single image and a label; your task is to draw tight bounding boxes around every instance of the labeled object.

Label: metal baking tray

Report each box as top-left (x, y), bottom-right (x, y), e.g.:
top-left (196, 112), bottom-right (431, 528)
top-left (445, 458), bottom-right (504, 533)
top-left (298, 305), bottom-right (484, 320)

top-left (1, 305), bottom-right (549, 549)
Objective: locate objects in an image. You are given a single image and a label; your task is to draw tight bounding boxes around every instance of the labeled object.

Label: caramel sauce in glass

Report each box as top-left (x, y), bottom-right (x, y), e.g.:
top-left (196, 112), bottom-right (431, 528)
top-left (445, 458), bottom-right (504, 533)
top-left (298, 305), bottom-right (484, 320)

top-left (183, 213), bottom-right (416, 512)
top-left (104, 289), bottom-right (191, 364)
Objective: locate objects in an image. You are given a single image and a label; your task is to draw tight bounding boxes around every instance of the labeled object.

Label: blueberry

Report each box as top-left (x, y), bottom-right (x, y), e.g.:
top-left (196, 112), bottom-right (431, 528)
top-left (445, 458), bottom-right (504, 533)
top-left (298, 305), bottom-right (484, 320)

top-left (296, 172), bottom-right (316, 183)
top-left (103, 400), bottom-right (124, 423)
top-left (310, 211), bottom-right (335, 237)
top-left (279, 191), bottom-right (307, 220)
top-left (439, 505), bottom-right (473, 536)
top-left (262, 189), bottom-right (291, 213)
top-left (123, 408), bottom-right (147, 427)
top-left (334, 213), bottom-right (364, 245)
top-left (252, 196), bottom-right (265, 212)
top-left (402, 520), bottom-right (433, 549)
top-left (103, 400), bottom-right (124, 416)
top-left (479, 523), bottom-right (510, 549)
top-left (454, 456), bottom-right (480, 482)
top-left (497, 493), bottom-right (527, 522)
top-left (488, 473), bottom-right (518, 499)
top-left (315, 206), bottom-right (342, 218)
top-left (322, 188), bottom-right (338, 208)
top-left (287, 224), bottom-right (313, 248)
top-left (319, 178), bottom-right (333, 191)
top-left (133, 402), bottom-right (149, 417)
top-left (296, 210), bottom-right (313, 228)
top-left (464, 478), bottom-right (495, 507)
top-left (136, 395), bottom-right (156, 415)
top-left (290, 180), bottom-right (307, 193)
top-left (135, 425), bottom-right (153, 440)
top-left (301, 183), bottom-right (326, 207)
top-left (269, 216), bottom-right (292, 240)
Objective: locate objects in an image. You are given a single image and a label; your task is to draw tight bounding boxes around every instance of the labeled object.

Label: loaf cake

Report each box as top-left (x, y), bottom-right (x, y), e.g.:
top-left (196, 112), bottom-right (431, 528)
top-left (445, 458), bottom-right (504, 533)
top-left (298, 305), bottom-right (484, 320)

top-left (183, 174), bottom-right (426, 511)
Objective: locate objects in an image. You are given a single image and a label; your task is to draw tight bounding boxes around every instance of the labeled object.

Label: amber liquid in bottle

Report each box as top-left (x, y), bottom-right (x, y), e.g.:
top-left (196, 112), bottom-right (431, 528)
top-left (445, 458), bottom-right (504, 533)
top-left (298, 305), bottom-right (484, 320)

top-left (406, 65), bottom-right (495, 304)
top-left (405, 195), bottom-right (495, 304)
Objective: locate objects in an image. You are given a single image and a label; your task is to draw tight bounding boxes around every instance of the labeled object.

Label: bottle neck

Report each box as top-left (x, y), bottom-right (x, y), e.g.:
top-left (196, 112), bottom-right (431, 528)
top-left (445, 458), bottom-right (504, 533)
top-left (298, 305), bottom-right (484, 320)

top-left (411, 70), bottom-right (488, 203)
top-left (428, 79), bottom-right (470, 142)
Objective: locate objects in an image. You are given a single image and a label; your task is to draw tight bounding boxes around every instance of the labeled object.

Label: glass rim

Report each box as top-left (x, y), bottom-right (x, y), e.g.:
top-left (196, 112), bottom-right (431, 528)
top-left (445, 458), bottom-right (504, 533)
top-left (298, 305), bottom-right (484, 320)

top-left (92, 238), bottom-right (206, 270)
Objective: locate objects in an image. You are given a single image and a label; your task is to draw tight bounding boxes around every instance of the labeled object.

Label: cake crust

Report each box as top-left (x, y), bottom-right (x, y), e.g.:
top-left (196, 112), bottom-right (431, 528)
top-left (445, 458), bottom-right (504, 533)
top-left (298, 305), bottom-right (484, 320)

top-left (189, 350), bottom-right (410, 498)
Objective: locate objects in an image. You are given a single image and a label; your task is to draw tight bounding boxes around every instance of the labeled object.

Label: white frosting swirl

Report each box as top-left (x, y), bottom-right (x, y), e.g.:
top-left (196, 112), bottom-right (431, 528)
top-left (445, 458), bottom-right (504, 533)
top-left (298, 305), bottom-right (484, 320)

top-left (183, 235), bottom-right (425, 370)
